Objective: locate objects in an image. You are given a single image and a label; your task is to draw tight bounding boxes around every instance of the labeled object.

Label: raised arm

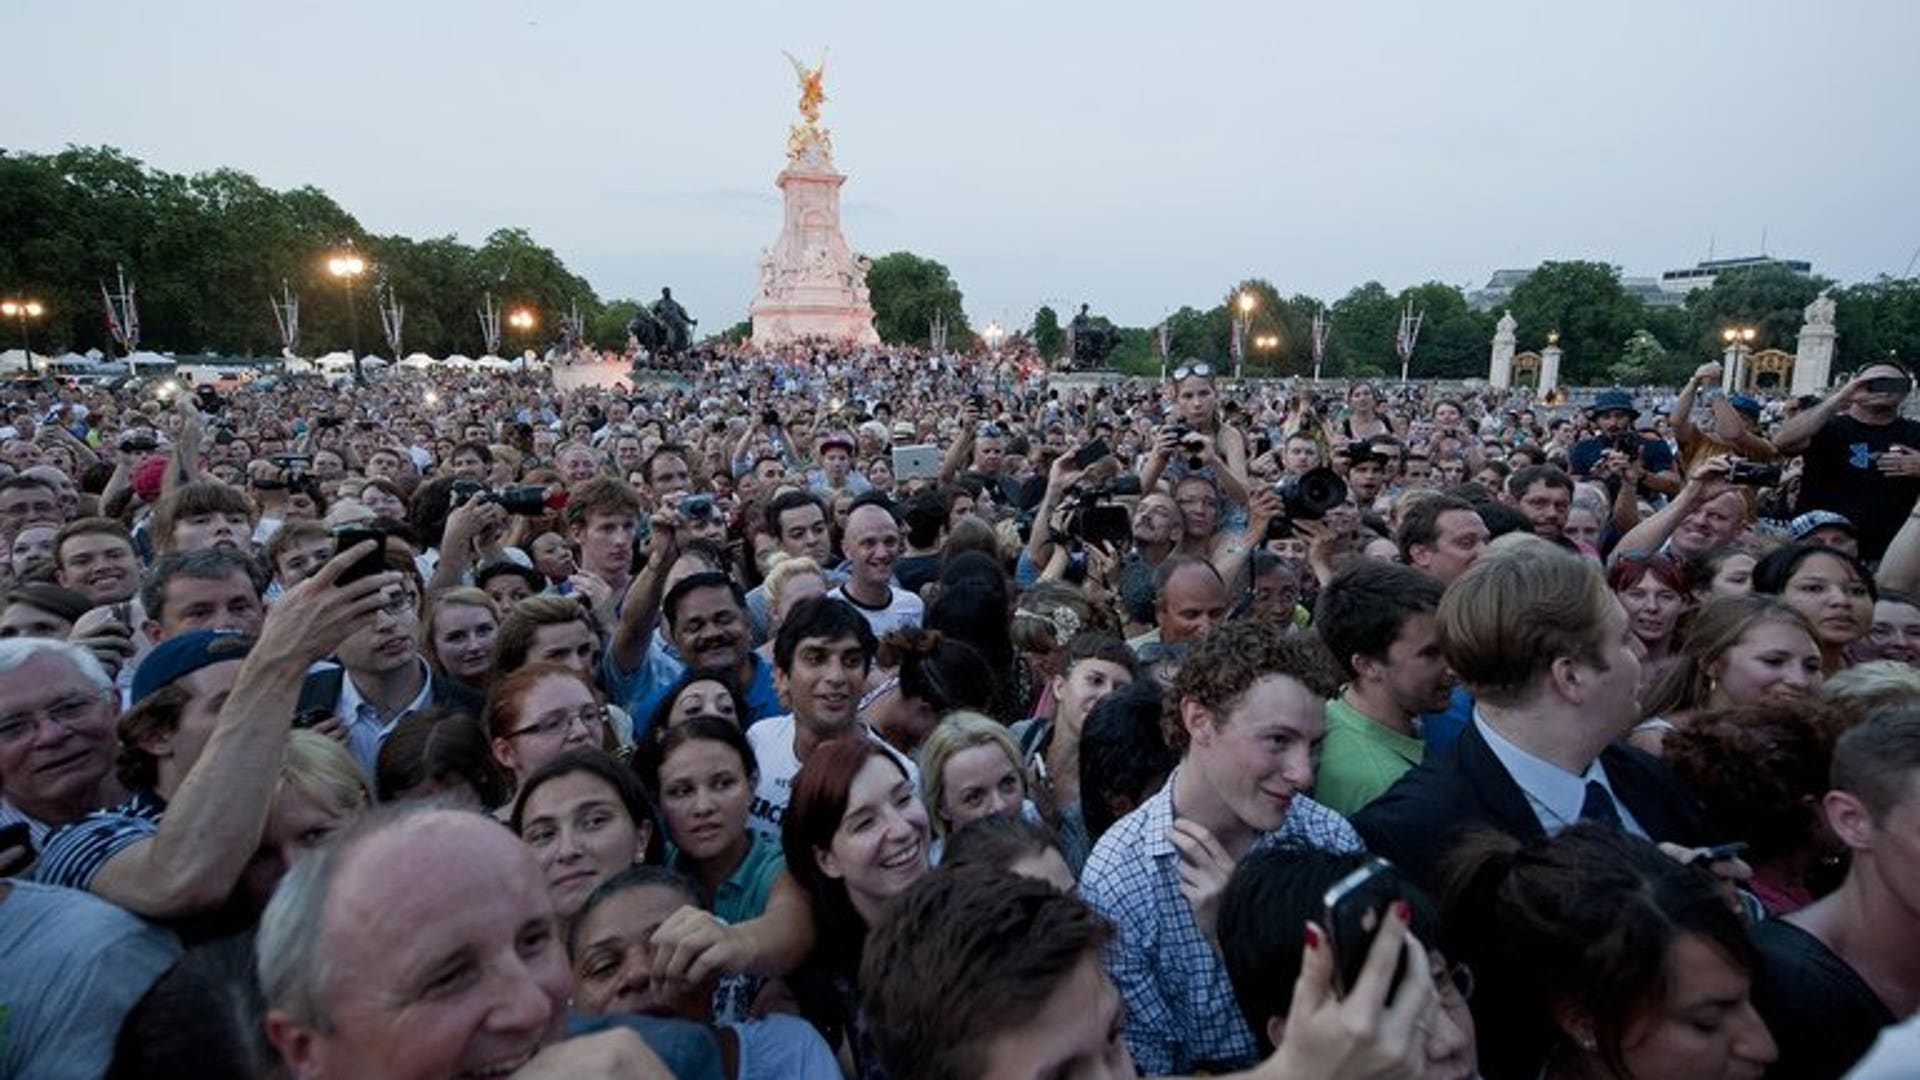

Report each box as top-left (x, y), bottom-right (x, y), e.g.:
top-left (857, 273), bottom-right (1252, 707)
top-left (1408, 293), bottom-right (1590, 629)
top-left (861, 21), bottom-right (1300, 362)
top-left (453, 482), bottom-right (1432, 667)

top-left (611, 506), bottom-right (680, 672)
top-left (1773, 372), bottom-right (1870, 455)
top-left (1609, 456), bottom-right (1731, 564)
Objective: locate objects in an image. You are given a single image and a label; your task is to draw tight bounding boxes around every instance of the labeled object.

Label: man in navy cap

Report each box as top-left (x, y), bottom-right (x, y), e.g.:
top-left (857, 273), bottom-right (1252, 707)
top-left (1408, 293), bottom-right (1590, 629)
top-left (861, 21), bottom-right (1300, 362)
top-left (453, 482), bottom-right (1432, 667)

top-left (1568, 388), bottom-right (1680, 496)
top-left (35, 540), bottom-right (401, 929)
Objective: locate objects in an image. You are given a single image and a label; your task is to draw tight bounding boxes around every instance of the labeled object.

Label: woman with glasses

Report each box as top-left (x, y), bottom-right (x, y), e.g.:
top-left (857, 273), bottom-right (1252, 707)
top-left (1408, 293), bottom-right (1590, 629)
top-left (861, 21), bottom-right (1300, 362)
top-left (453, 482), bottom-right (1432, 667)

top-left (485, 662), bottom-right (615, 799)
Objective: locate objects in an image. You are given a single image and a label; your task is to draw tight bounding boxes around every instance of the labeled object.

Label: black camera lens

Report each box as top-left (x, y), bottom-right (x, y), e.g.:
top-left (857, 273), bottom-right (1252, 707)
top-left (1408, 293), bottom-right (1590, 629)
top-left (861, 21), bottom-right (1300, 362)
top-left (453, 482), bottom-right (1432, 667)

top-left (1275, 467), bottom-right (1348, 522)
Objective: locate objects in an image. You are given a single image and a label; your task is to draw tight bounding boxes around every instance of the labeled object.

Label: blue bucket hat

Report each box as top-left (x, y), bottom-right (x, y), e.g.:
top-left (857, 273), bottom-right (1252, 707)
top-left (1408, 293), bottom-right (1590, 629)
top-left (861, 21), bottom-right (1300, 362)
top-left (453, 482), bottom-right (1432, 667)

top-left (1590, 389), bottom-right (1639, 420)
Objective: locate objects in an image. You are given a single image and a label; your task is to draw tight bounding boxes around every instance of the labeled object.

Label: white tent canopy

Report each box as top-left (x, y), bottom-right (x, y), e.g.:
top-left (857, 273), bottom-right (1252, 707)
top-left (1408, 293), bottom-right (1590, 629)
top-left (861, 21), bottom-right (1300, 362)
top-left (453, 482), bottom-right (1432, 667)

top-left (400, 352), bottom-right (435, 369)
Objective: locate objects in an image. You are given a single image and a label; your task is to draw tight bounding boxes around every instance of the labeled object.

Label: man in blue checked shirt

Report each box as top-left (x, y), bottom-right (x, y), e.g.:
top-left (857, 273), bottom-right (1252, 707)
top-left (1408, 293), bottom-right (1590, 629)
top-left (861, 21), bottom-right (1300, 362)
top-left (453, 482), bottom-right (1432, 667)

top-left (1078, 621), bottom-right (1362, 1075)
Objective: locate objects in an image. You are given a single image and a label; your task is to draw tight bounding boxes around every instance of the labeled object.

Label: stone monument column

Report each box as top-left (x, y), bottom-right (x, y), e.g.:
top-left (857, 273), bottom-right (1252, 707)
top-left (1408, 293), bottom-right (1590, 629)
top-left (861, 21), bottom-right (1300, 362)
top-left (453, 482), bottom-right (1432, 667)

top-left (1539, 335), bottom-right (1563, 395)
top-left (1792, 292), bottom-right (1838, 396)
top-left (750, 54), bottom-right (880, 348)
top-left (1489, 310), bottom-right (1517, 389)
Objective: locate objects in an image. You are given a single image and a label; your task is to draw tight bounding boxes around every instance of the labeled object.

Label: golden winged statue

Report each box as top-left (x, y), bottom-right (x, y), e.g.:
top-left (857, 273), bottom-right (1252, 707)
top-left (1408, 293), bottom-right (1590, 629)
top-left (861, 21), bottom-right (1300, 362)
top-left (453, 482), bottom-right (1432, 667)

top-left (783, 50), bottom-right (827, 123)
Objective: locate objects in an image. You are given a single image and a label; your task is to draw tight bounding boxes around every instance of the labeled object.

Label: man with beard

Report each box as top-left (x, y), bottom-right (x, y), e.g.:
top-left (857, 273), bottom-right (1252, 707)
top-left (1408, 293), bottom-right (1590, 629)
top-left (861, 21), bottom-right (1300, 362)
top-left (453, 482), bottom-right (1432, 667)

top-left (1311, 561), bottom-right (1453, 815)
top-left (1774, 362), bottom-right (1920, 562)
top-left (630, 571), bottom-right (783, 734)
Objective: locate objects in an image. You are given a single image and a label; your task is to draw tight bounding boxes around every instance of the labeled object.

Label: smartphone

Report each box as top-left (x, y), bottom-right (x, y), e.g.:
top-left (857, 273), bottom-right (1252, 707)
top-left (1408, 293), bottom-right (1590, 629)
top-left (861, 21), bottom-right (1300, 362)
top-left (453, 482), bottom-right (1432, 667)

top-left (893, 444), bottom-right (942, 482)
top-left (1322, 857), bottom-right (1410, 1000)
top-left (1073, 438), bottom-right (1113, 470)
top-left (334, 525), bottom-right (386, 585)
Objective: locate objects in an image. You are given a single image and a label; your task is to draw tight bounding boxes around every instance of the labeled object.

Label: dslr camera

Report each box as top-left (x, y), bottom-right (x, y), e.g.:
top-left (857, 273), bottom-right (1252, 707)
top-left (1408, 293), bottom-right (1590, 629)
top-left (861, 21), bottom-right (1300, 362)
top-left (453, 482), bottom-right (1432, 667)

top-left (1060, 475), bottom-right (1144, 549)
top-left (451, 479), bottom-right (554, 516)
top-left (1726, 459), bottom-right (1783, 487)
top-left (1266, 467), bottom-right (1349, 541)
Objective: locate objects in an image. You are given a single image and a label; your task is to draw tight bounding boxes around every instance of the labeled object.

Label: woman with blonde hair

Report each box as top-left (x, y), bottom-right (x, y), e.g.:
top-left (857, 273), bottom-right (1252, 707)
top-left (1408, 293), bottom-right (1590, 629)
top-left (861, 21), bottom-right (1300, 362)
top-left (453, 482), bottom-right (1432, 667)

top-left (239, 730), bottom-right (370, 912)
top-left (756, 555), bottom-right (828, 662)
top-left (917, 710), bottom-right (1031, 851)
top-left (420, 586), bottom-right (499, 689)
top-left (1633, 594), bottom-right (1824, 755)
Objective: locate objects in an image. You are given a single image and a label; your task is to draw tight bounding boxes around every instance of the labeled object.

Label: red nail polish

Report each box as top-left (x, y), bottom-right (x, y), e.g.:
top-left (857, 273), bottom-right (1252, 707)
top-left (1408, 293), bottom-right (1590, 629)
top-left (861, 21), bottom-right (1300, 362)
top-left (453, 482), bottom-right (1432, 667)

top-left (1393, 899), bottom-right (1411, 923)
top-left (1304, 923), bottom-right (1322, 950)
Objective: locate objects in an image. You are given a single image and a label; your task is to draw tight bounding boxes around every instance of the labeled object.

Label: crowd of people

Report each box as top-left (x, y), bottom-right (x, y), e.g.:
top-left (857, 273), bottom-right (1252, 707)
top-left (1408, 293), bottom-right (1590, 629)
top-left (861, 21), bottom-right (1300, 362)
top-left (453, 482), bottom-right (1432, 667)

top-left (3, 337), bottom-right (1920, 1079)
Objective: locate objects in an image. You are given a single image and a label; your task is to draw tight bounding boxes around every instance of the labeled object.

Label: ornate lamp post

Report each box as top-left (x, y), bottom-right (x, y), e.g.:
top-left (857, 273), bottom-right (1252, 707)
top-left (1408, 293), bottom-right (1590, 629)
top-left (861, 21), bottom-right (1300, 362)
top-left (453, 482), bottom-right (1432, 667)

top-left (1234, 292), bottom-right (1255, 379)
top-left (1721, 326), bottom-right (1757, 393)
top-left (1, 299), bottom-right (44, 375)
top-left (508, 308), bottom-right (537, 364)
top-left (327, 249), bottom-right (367, 381)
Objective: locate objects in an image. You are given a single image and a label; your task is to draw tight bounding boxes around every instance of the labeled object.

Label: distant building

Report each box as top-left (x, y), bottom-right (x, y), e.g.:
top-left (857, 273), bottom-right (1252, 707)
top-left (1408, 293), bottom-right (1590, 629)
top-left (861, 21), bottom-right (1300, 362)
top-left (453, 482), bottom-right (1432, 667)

top-left (1468, 256), bottom-right (1811, 313)
top-left (1657, 255), bottom-right (1813, 299)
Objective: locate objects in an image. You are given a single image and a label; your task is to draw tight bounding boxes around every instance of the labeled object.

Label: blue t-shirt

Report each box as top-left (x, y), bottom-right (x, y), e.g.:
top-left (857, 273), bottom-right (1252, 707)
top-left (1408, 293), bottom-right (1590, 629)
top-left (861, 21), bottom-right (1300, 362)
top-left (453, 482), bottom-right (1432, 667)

top-left (628, 652), bottom-right (783, 743)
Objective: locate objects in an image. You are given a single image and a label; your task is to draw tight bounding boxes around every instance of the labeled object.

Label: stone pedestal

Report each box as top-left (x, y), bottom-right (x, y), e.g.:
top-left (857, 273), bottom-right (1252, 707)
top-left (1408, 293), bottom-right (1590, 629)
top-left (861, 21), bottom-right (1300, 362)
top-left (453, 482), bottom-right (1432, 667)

top-left (750, 124), bottom-right (879, 347)
top-left (1539, 344), bottom-right (1563, 394)
top-left (1793, 293), bottom-right (1838, 396)
top-left (1488, 310), bottom-right (1517, 389)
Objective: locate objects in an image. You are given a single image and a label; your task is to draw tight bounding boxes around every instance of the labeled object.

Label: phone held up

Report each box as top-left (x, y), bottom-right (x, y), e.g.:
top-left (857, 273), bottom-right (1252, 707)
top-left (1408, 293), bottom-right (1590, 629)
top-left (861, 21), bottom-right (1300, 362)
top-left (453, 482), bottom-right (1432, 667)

top-left (1322, 857), bottom-right (1411, 1002)
top-left (333, 525), bottom-right (386, 586)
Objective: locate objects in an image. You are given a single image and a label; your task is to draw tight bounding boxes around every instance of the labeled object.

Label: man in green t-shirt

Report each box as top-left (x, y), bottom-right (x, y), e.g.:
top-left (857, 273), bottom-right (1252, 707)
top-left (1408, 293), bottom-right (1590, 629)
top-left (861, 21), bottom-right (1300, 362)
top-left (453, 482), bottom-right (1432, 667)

top-left (1311, 560), bottom-right (1454, 816)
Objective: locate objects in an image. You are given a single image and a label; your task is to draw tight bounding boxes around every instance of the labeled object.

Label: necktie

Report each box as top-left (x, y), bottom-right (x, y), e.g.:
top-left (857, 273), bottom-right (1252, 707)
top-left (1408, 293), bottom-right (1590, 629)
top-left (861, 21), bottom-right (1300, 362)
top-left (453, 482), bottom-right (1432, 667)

top-left (1580, 779), bottom-right (1622, 828)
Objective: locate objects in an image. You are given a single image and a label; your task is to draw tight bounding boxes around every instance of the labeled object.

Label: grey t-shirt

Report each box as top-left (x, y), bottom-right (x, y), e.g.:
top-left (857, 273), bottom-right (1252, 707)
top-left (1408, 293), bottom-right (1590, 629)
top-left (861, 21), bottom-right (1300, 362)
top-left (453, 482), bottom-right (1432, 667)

top-left (0, 881), bottom-right (182, 1079)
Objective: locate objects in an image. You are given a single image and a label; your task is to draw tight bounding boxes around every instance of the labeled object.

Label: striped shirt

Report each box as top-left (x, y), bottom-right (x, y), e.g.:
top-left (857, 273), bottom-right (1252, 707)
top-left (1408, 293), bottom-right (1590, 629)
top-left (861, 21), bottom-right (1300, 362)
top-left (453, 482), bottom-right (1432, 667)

top-left (35, 789), bottom-right (167, 892)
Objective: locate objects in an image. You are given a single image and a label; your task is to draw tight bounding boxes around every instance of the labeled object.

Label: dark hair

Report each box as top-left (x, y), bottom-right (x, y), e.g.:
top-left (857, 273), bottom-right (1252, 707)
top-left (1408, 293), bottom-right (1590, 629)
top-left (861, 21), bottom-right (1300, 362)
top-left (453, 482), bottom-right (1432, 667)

top-left (1475, 500), bottom-right (1532, 540)
top-left (1439, 826), bottom-right (1760, 1077)
top-left (3, 582), bottom-right (93, 626)
top-left (374, 706), bottom-right (511, 810)
top-left (641, 666), bottom-right (750, 746)
top-left (1681, 542), bottom-right (1758, 597)
top-left (860, 868), bottom-right (1110, 1080)
top-left (1505, 464), bottom-right (1573, 501)
top-left (1059, 631), bottom-right (1138, 680)
top-left (1664, 701), bottom-right (1837, 864)
top-left (108, 933), bottom-right (271, 1079)
top-left (406, 475), bottom-right (462, 551)
top-left (880, 628), bottom-right (998, 718)
top-left (1079, 680), bottom-right (1176, 842)
top-left (634, 713), bottom-right (760, 810)
top-left (902, 491), bottom-right (949, 549)
top-left (53, 516), bottom-right (133, 571)
top-left (139, 548), bottom-right (264, 624)
top-left (568, 864), bottom-right (701, 959)
top-left (927, 572), bottom-right (1016, 688)
top-left (765, 490), bottom-right (827, 538)
top-left (508, 747), bottom-right (662, 865)
top-left (782, 737), bottom-right (911, 974)
top-left (449, 440), bottom-right (494, 467)
top-left (641, 444), bottom-right (687, 486)
top-left (1314, 560), bottom-right (1444, 680)
top-left (1395, 494), bottom-right (1479, 563)
top-left (940, 814), bottom-right (1064, 878)
top-left (1219, 846), bottom-right (1443, 1054)
top-left (1752, 543), bottom-right (1877, 603)
top-left (661, 570), bottom-right (748, 632)
top-left (151, 481), bottom-right (252, 551)
top-left (1832, 706), bottom-right (1920, 822)
top-left (773, 595), bottom-right (877, 674)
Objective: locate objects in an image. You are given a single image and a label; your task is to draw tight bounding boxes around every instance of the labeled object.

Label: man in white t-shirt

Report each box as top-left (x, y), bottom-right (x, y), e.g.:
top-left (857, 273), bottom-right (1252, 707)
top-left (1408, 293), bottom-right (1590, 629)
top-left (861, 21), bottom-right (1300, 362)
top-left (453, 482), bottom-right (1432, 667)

top-left (746, 595), bottom-right (917, 839)
top-left (831, 501), bottom-right (923, 638)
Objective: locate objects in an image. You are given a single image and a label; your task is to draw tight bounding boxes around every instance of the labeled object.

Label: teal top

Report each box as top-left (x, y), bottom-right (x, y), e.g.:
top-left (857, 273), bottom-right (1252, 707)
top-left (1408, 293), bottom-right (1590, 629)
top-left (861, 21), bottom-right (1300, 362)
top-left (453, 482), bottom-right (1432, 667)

top-left (670, 831), bottom-right (786, 925)
top-left (1314, 695), bottom-right (1424, 817)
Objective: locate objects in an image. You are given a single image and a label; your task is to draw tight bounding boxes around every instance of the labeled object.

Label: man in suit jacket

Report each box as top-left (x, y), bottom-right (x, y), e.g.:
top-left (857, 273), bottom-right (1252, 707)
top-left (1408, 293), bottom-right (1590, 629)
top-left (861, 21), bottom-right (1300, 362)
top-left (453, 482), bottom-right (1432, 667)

top-left (1353, 537), bottom-right (1715, 892)
top-left (1354, 538), bottom-right (1718, 1080)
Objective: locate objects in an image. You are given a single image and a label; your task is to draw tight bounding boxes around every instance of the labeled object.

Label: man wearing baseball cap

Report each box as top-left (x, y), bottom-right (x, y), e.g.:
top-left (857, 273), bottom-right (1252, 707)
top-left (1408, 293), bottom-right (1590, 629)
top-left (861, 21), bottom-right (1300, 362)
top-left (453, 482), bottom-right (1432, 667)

top-left (35, 541), bottom-right (401, 930)
top-left (1789, 510), bottom-right (1860, 558)
top-left (809, 430), bottom-right (868, 501)
top-left (1568, 388), bottom-right (1680, 496)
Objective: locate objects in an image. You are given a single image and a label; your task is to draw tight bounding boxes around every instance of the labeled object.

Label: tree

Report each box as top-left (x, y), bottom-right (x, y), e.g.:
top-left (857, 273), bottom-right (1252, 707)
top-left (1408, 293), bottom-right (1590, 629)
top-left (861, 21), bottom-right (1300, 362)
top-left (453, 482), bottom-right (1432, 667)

top-left (863, 251), bottom-right (969, 346)
top-left (1836, 277), bottom-right (1920, 373)
top-left (1506, 261), bottom-right (1640, 384)
top-left (1682, 264), bottom-right (1829, 365)
top-left (1327, 282), bottom-right (1401, 377)
top-left (1611, 330), bottom-right (1667, 386)
top-left (1396, 282), bottom-right (1492, 380)
top-left (1032, 305), bottom-right (1063, 360)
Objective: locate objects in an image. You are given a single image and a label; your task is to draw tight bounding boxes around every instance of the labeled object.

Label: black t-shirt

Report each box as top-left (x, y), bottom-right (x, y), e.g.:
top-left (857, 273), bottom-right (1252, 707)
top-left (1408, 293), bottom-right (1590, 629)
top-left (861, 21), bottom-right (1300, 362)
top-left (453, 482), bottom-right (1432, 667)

top-left (1796, 414), bottom-right (1920, 562)
top-left (1751, 918), bottom-right (1896, 1079)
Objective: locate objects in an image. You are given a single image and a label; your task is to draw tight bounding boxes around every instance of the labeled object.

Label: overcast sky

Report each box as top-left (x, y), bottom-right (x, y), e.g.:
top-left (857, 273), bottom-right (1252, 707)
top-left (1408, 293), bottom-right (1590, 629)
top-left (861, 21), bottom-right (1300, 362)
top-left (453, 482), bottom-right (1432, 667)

top-left (17, 1), bottom-right (1918, 331)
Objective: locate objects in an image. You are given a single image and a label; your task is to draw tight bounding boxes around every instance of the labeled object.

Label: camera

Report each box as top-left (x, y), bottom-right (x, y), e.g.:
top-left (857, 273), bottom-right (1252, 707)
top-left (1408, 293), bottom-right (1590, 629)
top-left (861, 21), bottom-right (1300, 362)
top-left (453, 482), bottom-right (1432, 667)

top-left (452, 480), bottom-right (555, 516)
top-left (1610, 431), bottom-right (1644, 457)
top-left (1727, 460), bottom-right (1783, 487)
top-left (1060, 475), bottom-right (1144, 549)
top-left (118, 435), bottom-right (158, 454)
top-left (1266, 467), bottom-right (1349, 541)
top-left (680, 494), bottom-right (718, 521)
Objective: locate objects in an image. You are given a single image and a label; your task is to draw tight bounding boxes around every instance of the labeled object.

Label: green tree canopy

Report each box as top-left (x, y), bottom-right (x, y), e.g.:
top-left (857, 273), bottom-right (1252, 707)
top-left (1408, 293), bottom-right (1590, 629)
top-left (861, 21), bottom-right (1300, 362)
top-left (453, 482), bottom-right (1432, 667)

top-left (1682, 264), bottom-right (1830, 364)
top-left (1506, 261), bottom-right (1640, 384)
top-left (1032, 305), bottom-right (1063, 359)
top-left (864, 251), bottom-right (969, 347)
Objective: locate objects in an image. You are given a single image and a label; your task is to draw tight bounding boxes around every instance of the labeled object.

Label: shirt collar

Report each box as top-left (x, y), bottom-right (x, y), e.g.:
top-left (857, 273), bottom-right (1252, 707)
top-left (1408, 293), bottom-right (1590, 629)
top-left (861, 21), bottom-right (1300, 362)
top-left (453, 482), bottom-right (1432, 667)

top-left (339, 659), bottom-right (434, 730)
top-left (1474, 711), bottom-right (1612, 828)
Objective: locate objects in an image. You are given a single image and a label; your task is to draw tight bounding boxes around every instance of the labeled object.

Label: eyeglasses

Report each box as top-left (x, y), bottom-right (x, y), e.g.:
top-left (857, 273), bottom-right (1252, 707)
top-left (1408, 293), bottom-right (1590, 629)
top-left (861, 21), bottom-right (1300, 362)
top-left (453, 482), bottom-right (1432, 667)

top-left (1869, 624), bottom-right (1919, 644)
top-left (507, 705), bottom-right (607, 740)
top-left (1170, 362), bottom-right (1214, 382)
top-left (375, 590), bottom-right (418, 620)
top-left (0, 689), bottom-right (110, 746)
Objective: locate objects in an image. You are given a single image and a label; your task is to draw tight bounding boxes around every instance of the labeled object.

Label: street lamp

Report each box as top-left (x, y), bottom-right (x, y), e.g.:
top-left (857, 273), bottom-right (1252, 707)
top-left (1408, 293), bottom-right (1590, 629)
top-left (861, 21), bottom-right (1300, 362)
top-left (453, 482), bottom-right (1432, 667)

top-left (1234, 292), bottom-right (1255, 380)
top-left (327, 249), bottom-right (367, 380)
top-left (1, 299), bottom-right (44, 375)
top-left (1721, 326), bottom-right (1758, 393)
top-left (508, 308), bottom-right (537, 362)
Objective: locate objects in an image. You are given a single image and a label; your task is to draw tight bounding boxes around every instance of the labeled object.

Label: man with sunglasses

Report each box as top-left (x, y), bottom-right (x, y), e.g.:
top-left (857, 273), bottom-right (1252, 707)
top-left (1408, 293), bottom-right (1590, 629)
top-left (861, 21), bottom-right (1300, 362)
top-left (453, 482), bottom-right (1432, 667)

top-left (1773, 362), bottom-right (1920, 562)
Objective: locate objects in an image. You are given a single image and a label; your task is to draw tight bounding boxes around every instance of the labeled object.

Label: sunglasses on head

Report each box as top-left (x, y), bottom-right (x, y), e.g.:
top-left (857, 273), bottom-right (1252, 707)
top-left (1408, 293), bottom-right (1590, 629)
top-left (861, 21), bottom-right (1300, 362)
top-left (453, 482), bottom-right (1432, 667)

top-left (1170, 362), bottom-right (1215, 382)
